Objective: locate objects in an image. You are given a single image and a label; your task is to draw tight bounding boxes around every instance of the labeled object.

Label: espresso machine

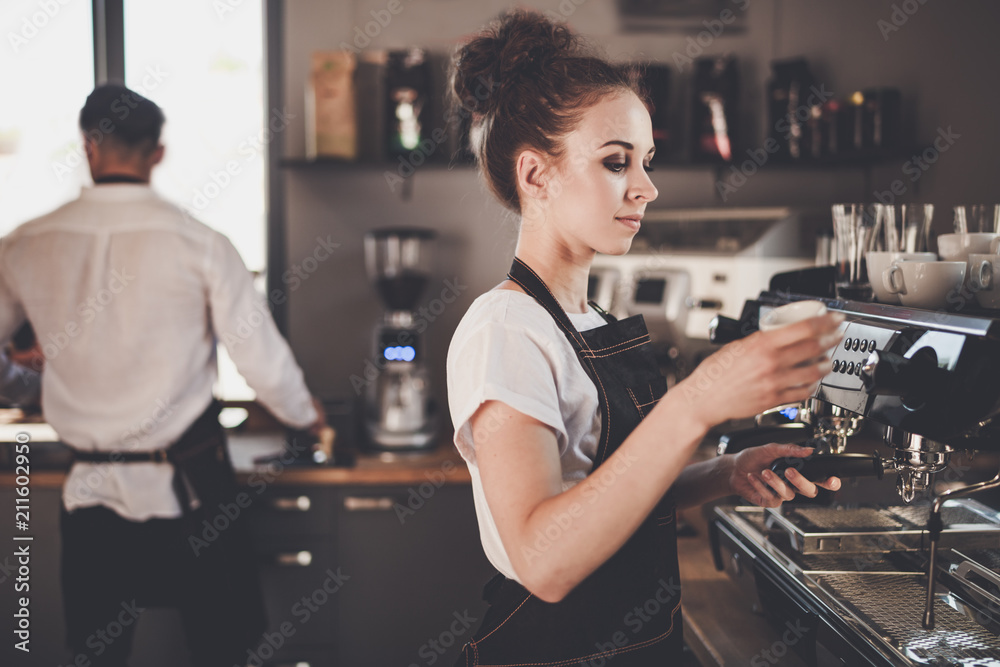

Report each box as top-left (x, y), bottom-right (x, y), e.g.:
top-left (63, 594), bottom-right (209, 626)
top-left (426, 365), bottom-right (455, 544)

top-left (709, 267), bottom-right (1000, 665)
top-left (363, 228), bottom-right (437, 450)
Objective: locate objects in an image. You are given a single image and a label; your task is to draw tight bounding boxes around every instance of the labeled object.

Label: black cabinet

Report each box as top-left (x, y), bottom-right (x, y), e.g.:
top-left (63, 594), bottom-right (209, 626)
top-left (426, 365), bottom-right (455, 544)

top-left (0, 478), bottom-right (493, 666)
top-left (333, 485), bottom-right (494, 666)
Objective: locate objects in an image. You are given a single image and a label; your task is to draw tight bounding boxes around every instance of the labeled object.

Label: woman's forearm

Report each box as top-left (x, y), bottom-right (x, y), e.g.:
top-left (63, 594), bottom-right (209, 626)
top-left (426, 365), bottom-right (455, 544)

top-left (506, 390), bottom-right (709, 601)
top-left (672, 455), bottom-right (736, 509)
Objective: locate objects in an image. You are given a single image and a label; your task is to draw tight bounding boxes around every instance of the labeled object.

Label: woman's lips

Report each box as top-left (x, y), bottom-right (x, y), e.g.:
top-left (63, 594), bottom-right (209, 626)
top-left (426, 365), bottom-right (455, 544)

top-left (615, 216), bottom-right (642, 232)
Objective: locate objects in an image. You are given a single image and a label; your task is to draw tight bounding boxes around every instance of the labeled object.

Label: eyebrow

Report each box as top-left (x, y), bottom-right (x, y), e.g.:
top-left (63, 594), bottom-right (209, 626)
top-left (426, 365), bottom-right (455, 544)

top-left (599, 140), bottom-right (655, 155)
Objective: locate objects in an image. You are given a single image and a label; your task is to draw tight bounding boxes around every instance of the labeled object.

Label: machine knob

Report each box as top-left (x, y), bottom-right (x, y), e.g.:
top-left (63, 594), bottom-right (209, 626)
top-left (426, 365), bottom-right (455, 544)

top-left (860, 348), bottom-right (947, 400)
top-left (709, 315), bottom-right (742, 345)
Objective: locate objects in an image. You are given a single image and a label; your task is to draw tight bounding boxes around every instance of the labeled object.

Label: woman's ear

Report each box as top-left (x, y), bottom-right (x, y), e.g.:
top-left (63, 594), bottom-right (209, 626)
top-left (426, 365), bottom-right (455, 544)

top-left (515, 148), bottom-right (551, 202)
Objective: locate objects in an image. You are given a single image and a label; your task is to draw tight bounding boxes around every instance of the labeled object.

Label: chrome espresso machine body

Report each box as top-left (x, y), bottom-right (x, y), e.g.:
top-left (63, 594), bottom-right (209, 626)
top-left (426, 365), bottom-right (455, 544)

top-left (710, 274), bottom-right (1000, 666)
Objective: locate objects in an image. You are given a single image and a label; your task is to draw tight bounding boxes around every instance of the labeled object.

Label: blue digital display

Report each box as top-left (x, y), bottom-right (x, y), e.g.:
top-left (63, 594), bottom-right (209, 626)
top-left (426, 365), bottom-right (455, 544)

top-left (778, 406), bottom-right (799, 421)
top-left (384, 345), bottom-right (416, 362)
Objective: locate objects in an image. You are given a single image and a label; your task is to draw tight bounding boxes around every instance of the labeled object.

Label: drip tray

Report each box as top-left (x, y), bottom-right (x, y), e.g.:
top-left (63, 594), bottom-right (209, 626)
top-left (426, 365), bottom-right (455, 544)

top-left (813, 572), bottom-right (1000, 666)
top-left (764, 500), bottom-right (1000, 554)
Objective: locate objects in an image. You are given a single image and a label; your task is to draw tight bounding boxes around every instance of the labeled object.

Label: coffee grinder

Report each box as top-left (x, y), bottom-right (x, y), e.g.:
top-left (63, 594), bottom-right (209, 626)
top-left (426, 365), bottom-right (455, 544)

top-left (363, 228), bottom-right (437, 450)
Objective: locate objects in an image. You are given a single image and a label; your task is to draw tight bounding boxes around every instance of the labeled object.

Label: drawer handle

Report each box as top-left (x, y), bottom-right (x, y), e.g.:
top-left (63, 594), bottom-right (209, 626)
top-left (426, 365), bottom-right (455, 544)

top-left (343, 496), bottom-right (395, 511)
top-left (268, 662), bottom-right (312, 667)
top-left (274, 550), bottom-right (313, 567)
top-left (269, 496), bottom-right (312, 512)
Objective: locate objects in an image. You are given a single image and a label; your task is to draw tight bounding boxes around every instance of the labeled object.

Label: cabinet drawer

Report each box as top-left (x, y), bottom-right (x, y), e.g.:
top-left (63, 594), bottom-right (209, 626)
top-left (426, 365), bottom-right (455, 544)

top-left (245, 485), bottom-right (334, 539)
top-left (258, 645), bottom-right (335, 667)
top-left (256, 537), bottom-right (340, 646)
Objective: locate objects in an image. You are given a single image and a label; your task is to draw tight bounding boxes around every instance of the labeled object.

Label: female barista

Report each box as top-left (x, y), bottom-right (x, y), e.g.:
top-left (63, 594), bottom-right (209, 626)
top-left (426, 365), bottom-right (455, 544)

top-left (446, 10), bottom-right (843, 664)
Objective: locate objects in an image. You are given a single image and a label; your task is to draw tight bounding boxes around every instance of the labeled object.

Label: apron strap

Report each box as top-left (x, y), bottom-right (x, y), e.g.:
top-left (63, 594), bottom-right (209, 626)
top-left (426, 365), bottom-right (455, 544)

top-left (507, 257), bottom-right (592, 353)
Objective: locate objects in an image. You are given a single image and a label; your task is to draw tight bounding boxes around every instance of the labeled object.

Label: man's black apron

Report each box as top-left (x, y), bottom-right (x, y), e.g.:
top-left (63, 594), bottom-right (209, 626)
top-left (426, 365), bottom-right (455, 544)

top-left (456, 257), bottom-right (683, 666)
top-left (64, 400), bottom-right (266, 665)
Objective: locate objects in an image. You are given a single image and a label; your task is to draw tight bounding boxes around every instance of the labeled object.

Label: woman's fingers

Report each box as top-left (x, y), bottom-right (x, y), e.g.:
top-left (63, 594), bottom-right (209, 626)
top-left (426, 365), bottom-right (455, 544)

top-left (760, 468), bottom-right (797, 502)
top-left (782, 467), bottom-right (819, 498)
top-left (746, 473), bottom-right (780, 507)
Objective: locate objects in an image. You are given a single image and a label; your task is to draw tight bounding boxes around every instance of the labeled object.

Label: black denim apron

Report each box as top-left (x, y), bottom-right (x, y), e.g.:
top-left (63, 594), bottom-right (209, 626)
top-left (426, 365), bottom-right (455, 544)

top-left (456, 257), bottom-right (683, 666)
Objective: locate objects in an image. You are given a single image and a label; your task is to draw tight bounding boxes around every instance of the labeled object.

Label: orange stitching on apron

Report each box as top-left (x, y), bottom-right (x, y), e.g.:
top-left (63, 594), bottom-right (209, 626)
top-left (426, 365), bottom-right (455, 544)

top-left (626, 387), bottom-right (645, 418)
top-left (581, 334), bottom-right (649, 354)
top-left (582, 339), bottom-right (650, 359)
top-left (475, 592), bottom-right (533, 644)
top-left (476, 601), bottom-right (682, 667)
top-left (625, 387), bottom-right (659, 410)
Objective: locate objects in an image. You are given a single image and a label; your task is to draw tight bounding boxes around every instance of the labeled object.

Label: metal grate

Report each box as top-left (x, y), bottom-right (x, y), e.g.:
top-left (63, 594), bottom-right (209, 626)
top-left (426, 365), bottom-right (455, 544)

top-left (788, 506), bottom-right (904, 531)
top-left (889, 504), bottom-right (996, 529)
top-left (818, 573), bottom-right (1000, 665)
top-left (799, 552), bottom-right (917, 574)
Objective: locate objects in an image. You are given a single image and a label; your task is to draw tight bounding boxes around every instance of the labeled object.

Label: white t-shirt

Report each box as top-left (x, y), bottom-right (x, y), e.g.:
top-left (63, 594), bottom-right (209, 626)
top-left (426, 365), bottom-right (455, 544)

top-left (447, 288), bottom-right (608, 582)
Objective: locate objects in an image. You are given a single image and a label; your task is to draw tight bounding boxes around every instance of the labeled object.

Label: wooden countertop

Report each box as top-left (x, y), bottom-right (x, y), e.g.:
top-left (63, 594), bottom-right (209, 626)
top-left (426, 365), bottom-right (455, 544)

top-left (0, 431), bottom-right (471, 488)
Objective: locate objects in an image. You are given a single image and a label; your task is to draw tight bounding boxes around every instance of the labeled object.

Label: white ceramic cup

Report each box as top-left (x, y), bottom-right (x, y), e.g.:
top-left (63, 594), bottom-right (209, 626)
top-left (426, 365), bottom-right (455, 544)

top-left (882, 260), bottom-right (967, 309)
top-left (759, 301), bottom-right (829, 390)
top-left (937, 233), bottom-right (998, 262)
top-left (865, 251), bottom-right (937, 304)
top-left (759, 300), bottom-right (828, 332)
top-left (969, 253), bottom-right (1000, 309)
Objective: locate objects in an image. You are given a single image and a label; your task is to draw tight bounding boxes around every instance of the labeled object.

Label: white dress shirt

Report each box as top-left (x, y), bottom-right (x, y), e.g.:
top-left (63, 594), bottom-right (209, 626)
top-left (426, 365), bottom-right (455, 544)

top-left (0, 184), bottom-right (318, 520)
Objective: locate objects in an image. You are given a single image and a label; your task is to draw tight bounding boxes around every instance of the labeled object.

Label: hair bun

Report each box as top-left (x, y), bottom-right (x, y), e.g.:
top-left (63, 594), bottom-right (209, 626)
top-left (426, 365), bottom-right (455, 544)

top-left (452, 9), bottom-right (575, 116)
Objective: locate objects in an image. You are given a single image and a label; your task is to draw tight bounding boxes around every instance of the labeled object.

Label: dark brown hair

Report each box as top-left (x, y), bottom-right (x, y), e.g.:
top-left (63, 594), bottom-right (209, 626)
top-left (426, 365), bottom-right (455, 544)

top-left (449, 9), bottom-right (646, 213)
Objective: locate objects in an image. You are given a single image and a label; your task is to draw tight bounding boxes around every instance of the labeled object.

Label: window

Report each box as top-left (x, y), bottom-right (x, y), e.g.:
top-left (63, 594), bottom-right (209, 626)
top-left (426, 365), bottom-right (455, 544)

top-left (124, 0), bottom-right (266, 400)
top-left (124, 0), bottom-right (266, 271)
top-left (0, 0), bottom-right (95, 236)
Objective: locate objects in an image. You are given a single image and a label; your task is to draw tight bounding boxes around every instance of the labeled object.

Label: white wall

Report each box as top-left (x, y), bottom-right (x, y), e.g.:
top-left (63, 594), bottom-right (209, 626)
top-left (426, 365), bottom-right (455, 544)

top-left (277, 0), bottom-right (1000, 405)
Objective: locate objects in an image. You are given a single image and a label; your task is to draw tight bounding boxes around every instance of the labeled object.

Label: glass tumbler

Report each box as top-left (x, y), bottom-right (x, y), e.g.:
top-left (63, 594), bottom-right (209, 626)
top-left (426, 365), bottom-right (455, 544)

top-left (832, 203), bottom-right (878, 301)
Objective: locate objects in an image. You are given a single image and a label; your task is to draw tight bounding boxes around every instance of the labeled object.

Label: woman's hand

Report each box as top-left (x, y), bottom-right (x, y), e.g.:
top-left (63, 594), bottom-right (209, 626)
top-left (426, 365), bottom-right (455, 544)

top-left (679, 312), bottom-right (844, 428)
top-left (729, 443), bottom-right (841, 508)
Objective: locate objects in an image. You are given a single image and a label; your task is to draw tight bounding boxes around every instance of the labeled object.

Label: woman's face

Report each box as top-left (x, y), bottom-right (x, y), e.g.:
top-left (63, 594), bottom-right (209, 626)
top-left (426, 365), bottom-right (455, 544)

top-left (530, 91), bottom-right (658, 256)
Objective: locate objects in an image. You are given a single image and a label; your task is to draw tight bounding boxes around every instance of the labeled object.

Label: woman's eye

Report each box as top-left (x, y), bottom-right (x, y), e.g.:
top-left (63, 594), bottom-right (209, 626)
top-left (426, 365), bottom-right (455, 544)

top-left (604, 162), bottom-right (627, 173)
top-left (643, 163), bottom-right (655, 173)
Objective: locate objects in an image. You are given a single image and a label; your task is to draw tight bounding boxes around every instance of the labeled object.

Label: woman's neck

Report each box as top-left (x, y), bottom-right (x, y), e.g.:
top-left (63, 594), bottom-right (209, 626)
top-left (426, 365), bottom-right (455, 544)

top-left (513, 234), bottom-right (593, 314)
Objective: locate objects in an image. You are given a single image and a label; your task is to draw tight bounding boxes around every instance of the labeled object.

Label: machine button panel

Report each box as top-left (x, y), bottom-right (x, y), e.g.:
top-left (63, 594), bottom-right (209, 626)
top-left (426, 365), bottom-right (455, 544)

top-left (821, 319), bottom-right (899, 392)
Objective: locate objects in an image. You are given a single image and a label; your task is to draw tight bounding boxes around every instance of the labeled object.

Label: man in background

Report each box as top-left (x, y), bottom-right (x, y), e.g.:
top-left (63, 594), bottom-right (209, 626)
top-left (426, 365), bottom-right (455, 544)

top-left (0, 83), bottom-right (325, 666)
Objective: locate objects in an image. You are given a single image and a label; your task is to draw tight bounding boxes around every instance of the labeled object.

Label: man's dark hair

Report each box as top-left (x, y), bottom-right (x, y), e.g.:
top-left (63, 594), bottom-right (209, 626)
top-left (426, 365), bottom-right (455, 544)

top-left (79, 84), bottom-right (165, 155)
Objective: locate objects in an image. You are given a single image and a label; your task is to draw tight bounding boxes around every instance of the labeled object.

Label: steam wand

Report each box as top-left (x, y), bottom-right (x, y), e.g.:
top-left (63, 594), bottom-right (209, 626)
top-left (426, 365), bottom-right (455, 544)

top-left (922, 467), bottom-right (1000, 630)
